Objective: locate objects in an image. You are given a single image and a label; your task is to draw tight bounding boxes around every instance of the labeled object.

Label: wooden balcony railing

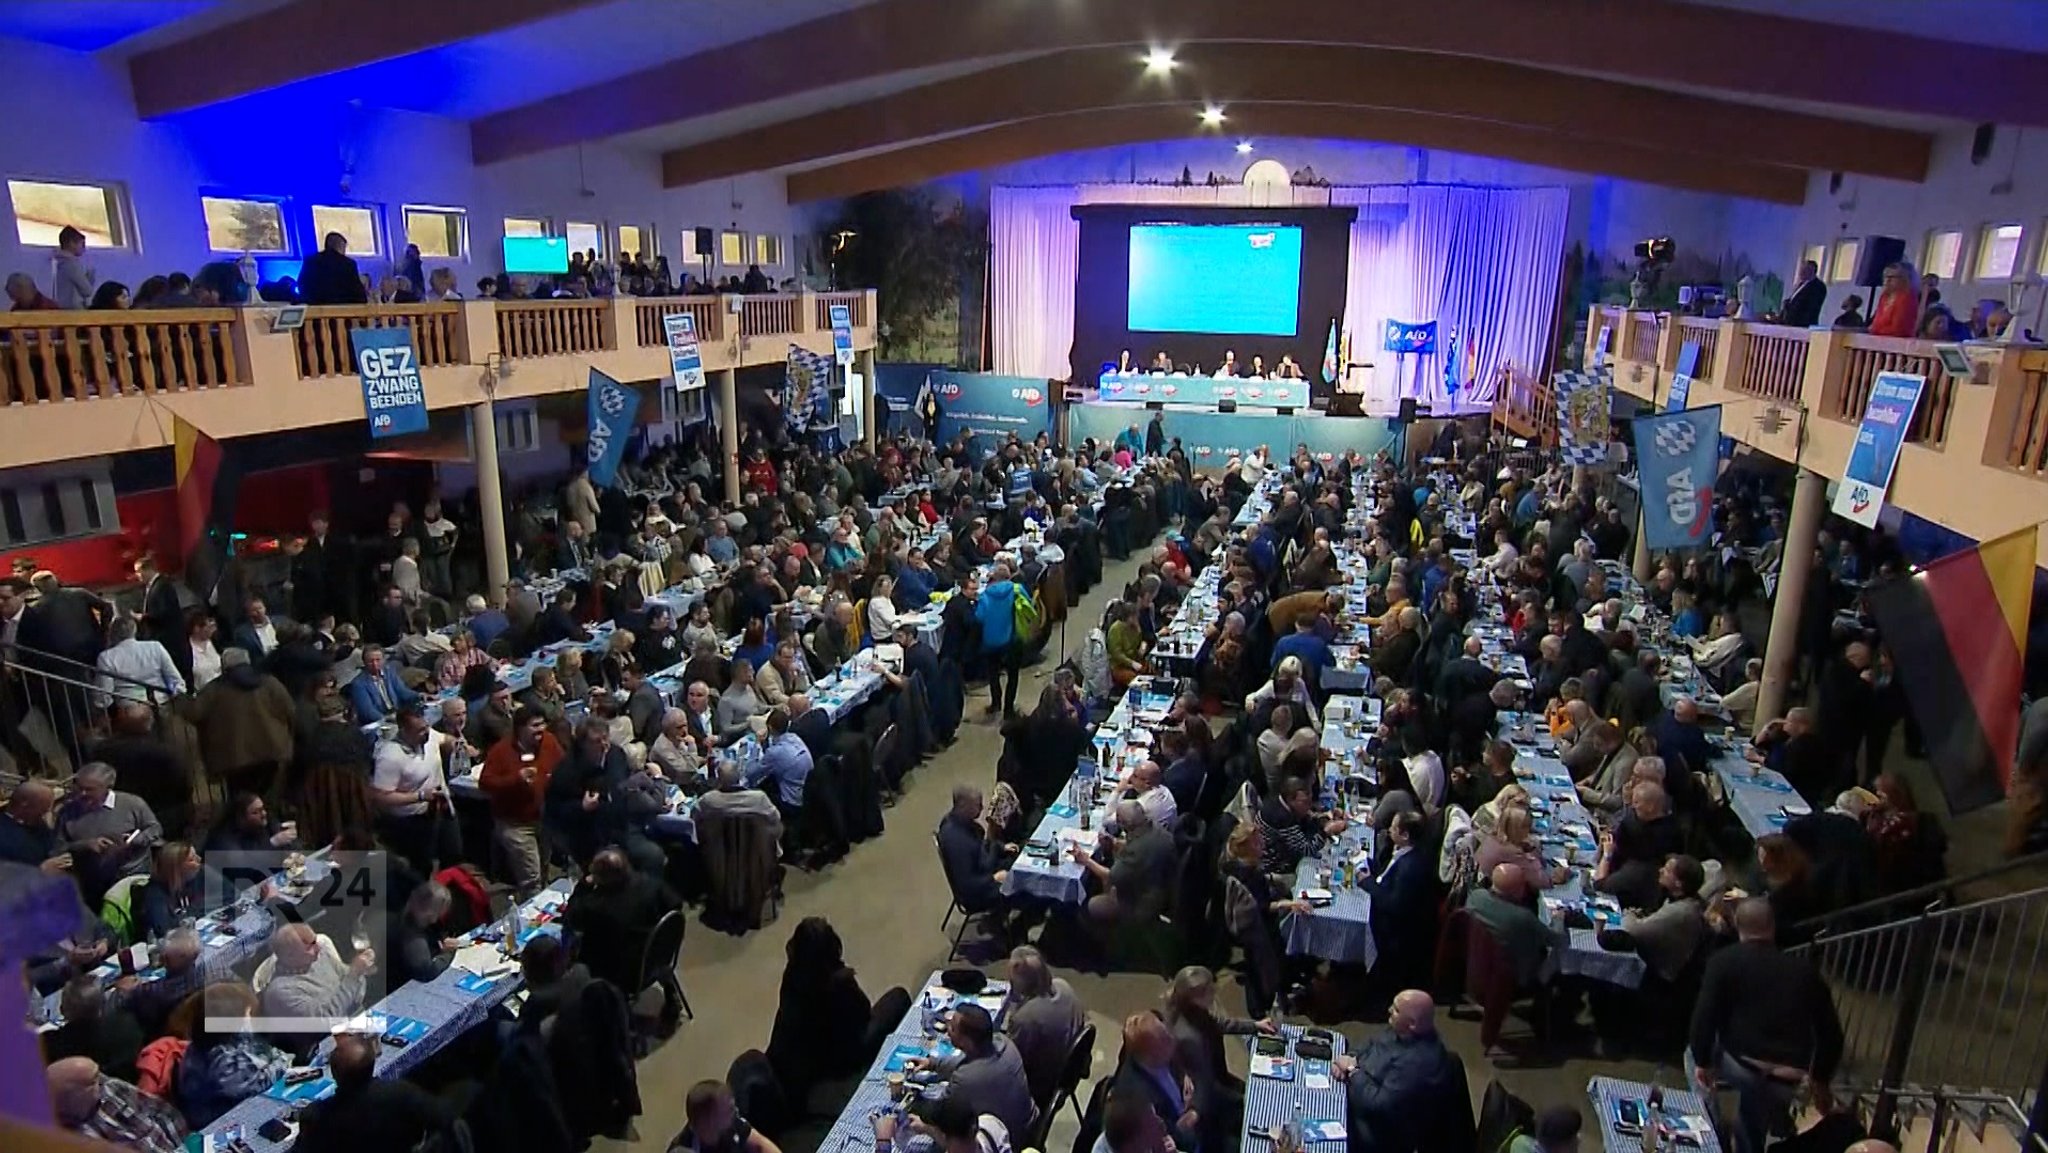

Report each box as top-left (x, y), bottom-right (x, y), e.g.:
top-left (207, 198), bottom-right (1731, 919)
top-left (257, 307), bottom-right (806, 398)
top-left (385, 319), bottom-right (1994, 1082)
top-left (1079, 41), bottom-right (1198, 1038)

top-left (0, 309), bottom-right (242, 403)
top-left (294, 304), bottom-right (465, 378)
top-left (632, 297), bottom-right (723, 347)
top-left (1677, 317), bottom-right (1721, 379)
top-left (739, 295), bottom-right (801, 339)
top-left (1628, 313), bottom-right (1663, 366)
top-left (1493, 366), bottom-right (1555, 444)
top-left (813, 291), bottom-right (869, 331)
top-left (495, 300), bottom-right (613, 359)
top-left (2007, 357), bottom-right (2048, 479)
top-left (1836, 334), bottom-right (1953, 446)
top-left (1735, 323), bottom-right (1811, 402)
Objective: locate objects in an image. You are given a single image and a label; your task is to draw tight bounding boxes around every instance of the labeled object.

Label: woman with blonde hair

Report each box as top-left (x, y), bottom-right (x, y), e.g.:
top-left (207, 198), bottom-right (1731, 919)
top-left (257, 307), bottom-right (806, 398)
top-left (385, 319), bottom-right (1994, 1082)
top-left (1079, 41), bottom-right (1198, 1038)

top-left (1475, 804), bottom-right (1568, 889)
top-left (555, 647), bottom-right (591, 700)
top-left (1866, 261), bottom-right (1920, 337)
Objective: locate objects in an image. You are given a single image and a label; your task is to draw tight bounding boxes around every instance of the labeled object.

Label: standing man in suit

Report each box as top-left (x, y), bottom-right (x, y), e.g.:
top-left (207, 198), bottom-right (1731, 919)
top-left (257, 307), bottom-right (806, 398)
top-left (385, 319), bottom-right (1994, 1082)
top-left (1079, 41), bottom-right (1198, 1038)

top-left (1777, 260), bottom-right (1828, 329)
top-left (1363, 810), bottom-right (1436, 994)
top-left (230, 597), bottom-right (288, 659)
top-left (134, 556), bottom-right (183, 644)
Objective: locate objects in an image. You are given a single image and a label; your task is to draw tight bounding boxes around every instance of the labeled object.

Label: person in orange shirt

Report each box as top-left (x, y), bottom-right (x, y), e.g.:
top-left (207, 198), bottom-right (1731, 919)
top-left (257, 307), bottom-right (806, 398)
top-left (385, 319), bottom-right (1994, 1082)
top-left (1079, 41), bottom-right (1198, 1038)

top-left (477, 705), bottom-right (563, 896)
top-left (1864, 263), bottom-right (1919, 337)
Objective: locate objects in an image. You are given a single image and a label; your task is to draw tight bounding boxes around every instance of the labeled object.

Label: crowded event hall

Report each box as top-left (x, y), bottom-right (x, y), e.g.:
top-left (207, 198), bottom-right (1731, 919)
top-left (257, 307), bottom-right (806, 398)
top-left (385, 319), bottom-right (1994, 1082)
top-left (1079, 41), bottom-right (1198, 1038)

top-left (5, 4), bottom-right (2048, 1153)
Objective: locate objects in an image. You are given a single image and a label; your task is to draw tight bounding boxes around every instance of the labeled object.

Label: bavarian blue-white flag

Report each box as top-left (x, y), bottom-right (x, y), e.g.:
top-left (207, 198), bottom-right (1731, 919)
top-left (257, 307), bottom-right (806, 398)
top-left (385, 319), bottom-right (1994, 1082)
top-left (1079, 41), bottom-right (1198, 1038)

top-left (584, 369), bottom-right (638, 490)
top-left (1443, 327), bottom-right (1462, 397)
top-left (783, 344), bottom-right (834, 433)
top-left (1320, 319), bottom-right (1339, 384)
top-left (1632, 405), bottom-right (1721, 551)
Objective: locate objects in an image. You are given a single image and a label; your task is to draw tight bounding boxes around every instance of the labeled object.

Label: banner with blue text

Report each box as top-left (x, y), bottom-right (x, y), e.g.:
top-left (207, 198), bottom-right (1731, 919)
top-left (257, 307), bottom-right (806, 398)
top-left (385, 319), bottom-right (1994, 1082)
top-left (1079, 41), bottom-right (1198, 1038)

top-left (928, 372), bottom-right (1054, 456)
top-left (351, 327), bottom-right (428, 439)
top-left (1832, 371), bottom-right (1925, 529)
top-left (663, 312), bottom-right (705, 392)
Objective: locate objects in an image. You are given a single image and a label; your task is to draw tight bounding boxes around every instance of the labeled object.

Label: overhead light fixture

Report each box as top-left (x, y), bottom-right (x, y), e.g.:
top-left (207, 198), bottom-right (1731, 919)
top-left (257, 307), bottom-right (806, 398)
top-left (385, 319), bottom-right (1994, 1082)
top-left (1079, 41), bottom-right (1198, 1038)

top-left (1200, 105), bottom-right (1226, 126)
top-left (1235, 140), bottom-right (1254, 154)
top-left (1142, 47), bottom-right (1176, 73)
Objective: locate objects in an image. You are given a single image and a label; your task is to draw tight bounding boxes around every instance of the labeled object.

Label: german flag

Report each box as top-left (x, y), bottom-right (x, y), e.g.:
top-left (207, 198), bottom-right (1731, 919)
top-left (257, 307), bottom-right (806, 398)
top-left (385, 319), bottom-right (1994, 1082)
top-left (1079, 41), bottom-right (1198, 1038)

top-left (1868, 525), bottom-right (2037, 814)
top-left (172, 414), bottom-right (235, 569)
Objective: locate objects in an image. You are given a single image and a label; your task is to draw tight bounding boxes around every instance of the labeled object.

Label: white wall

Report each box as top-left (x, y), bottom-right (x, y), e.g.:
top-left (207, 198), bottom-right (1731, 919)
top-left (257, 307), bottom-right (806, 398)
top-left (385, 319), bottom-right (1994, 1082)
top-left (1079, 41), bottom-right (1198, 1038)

top-left (0, 34), bottom-right (813, 296)
top-left (942, 136), bottom-right (1800, 275)
top-left (1789, 122), bottom-right (2048, 324)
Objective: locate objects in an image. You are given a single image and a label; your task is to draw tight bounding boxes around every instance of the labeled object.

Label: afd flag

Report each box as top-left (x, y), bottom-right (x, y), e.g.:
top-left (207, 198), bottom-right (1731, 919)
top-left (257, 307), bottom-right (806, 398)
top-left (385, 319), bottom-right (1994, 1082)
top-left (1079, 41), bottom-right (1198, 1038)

top-left (1443, 328), bottom-right (1462, 397)
top-left (585, 369), bottom-right (638, 490)
top-left (1632, 406), bottom-right (1721, 551)
top-left (1320, 320), bottom-right (1339, 384)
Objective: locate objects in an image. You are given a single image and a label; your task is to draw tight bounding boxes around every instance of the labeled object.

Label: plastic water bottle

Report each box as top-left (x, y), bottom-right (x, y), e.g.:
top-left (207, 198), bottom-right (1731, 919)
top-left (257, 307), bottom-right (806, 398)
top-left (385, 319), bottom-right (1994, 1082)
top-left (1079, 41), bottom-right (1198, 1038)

top-left (505, 901), bottom-right (524, 950)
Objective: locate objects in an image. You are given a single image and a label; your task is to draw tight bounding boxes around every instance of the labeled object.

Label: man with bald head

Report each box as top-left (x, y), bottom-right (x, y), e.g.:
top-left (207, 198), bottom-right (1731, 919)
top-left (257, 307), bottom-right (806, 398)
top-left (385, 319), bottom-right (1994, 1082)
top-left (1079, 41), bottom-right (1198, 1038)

top-left (1333, 990), bottom-right (1465, 1153)
top-left (261, 921), bottom-right (376, 1024)
top-left (47, 1055), bottom-right (187, 1153)
top-left (1071, 799), bottom-right (1176, 928)
top-left (294, 1032), bottom-right (452, 1153)
top-left (110, 926), bottom-right (212, 1036)
top-left (1464, 864), bottom-right (1565, 997)
top-left (1689, 899), bottom-right (1843, 1153)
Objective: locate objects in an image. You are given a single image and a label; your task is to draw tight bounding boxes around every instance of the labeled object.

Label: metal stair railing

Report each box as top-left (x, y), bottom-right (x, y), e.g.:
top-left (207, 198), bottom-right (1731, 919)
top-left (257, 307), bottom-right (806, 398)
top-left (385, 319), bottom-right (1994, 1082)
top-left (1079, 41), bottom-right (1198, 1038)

top-left (1, 639), bottom-right (181, 781)
top-left (1791, 882), bottom-right (2048, 1146)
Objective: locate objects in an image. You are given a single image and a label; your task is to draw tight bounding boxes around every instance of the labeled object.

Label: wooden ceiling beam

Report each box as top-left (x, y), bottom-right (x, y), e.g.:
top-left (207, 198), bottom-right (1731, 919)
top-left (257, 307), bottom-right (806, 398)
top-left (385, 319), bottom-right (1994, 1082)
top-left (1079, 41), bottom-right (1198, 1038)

top-left (661, 44), bottom-right (1929, 187)
top-left (474, 0), bottom-right (2048, 163)
top-left (781, 104), bottom-right (1812, 204)
top-left (128, 0), bottom-right (610, 118)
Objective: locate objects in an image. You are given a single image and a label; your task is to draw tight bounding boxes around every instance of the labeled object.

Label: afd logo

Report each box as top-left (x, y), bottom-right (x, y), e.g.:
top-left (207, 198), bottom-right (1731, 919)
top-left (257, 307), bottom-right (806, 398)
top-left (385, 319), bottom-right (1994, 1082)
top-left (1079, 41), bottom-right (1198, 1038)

top-left (1248, 232), bottom-right (1277, 249)
top-left (1161, 383), bottom-right (1178, 396)
top-left (1217, 384), bottom-right (1238, 399)
top-left (936, 381), bottom-right (964, 400)
top-left (1245, 386), bottom-right (1264, 400)
top-left (1010, 387), bottom-right (1045, 406)
top-left (1134, 382), bottom-right (1152, 395)
top-left (1099, 378), bottom-right (1126, 396)
top-left (1316, 452), bottom-right (1335, 463)
top-left (1194, 445), bottom-right (1215, 457)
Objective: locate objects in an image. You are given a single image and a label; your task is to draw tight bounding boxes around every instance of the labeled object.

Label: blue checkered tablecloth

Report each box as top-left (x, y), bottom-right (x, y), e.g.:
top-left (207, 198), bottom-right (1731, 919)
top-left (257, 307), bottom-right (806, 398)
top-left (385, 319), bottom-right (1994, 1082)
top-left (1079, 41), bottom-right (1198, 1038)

top-left (1005, 689), bottom-right (1179, 905)
top-left (1710, 753), bottom-right (1811, 840)
top-left (816, 973), bottom-right (1015, 1153)
top-left (1240, 1026), bottom-right (1351, 1149)
top-left (204, 882), bottom-right (571, 1153)
top-left (1502, 727), bottom-right (1647, 989)
top-left (1587, 1077), bottom-right (1722, 1153)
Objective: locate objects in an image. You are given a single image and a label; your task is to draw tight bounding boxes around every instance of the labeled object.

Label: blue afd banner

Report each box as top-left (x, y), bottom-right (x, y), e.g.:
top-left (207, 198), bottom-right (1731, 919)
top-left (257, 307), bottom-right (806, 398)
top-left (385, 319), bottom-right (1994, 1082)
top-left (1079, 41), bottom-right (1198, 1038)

top-left (1066, 405), bottom-right (1393, 474)
top-left (351, 327), bottom-right (428, 439)
top-left (1383, 319), bottom-right (1436, 354)
top-left (1095, 372), bottom-right (1308, 409)
top-left (1666, 341), bottom-right (1699, 412)
top-left (1632, 406), bottom-right (1721, 551)
top-left (829, 303), bottom-right (854, 366)
top-left (585, 369), bottom-right (639, 490)
top-left (929, 372), bottom-right (1053, 457)
top-left (662, 312), bottom-right (705, 391)
top-left (1831, 371), bottom-right (1925, 529)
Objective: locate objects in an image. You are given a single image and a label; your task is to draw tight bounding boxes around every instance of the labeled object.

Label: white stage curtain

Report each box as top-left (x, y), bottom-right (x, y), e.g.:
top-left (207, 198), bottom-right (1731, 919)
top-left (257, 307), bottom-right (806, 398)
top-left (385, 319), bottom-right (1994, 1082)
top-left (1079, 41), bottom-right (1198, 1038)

top-left (990, 186), bottom-right (1080, 380)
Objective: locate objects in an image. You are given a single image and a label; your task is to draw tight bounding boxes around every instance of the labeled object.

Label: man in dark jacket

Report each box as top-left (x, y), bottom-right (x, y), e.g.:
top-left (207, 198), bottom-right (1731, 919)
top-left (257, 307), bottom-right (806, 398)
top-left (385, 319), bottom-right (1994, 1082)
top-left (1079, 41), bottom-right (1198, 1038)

top-left (937, 784), bottom-right (1009, 915)
top-left (295, 1033), bottom-right (451, 1153)
top-left (545, 719), bottom-right (664, 873)
top-left (1777, 260), bottom-right (1827, 328)
top-left (1335, 990), bottom-right (1468, 1153)
top-left (299, 232), bottom-right (368, 306)
top-left (561, 846), bottom-right (680, 996)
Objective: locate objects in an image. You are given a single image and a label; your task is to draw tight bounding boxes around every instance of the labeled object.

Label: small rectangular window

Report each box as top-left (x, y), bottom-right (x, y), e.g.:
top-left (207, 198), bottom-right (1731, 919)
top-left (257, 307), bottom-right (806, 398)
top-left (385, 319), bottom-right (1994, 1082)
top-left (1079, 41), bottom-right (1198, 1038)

top-left (565, 221), bottom-right (602, 257)
top-left (504, 216), bottom-right (549, 239)
top-left (311, 204), bottom-right (379, 258)
top-left (78, 479), bottom-right (103, 531)
top-left (404, 205), bottom-right (467, 260)
top-left (753, 233), bottom-right (783, 267)
top-left (0, 491), bottom-right (25, 544)
top-left (1799, 244), bottom-right (1825, 274)
top-left (40, 483), bottom-right (65, 538)
top-left (7, 178), bottom-right (128, 249)
top-left (201, 195), bottom-right (289, 254)
top-left (1921, 230), bottom-right (1962, 280)
top-left (1977, 223), bottom-right (2023, 279)
top-left (681, 228), bottom-right (707, 261)
top-left (1830, 238), bottom-right (1861, 283)
top-left (618, 225), bottom-right (647, 261)
top-left (720, 230), bottom-right (745, 267)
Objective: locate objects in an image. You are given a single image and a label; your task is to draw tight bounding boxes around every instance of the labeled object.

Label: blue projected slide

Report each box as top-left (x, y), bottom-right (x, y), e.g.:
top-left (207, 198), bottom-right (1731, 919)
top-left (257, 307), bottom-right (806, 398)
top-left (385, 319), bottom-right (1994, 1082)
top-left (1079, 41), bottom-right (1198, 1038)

top-left (1127, 224), bottom-right (1302, 336)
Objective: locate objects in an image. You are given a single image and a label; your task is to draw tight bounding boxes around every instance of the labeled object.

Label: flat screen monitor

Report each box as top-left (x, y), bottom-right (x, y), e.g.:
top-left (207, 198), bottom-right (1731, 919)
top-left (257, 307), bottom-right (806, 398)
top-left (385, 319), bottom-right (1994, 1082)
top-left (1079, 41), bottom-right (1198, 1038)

top-left (503, 236), bottom-right (569, 275)
top-left (1127, 223), bottom-right (1302, 336)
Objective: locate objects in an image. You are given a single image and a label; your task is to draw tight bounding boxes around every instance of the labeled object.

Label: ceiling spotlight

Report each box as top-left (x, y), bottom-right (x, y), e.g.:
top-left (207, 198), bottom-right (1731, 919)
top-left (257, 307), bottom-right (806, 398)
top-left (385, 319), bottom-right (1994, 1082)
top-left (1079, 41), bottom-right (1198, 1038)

top-left (1142, 47), bottom-right (1176, 73)
top-left (1235, 140), bottom-right (1254, 154)
top-left (1200, 105), bottom-right (1226, 126)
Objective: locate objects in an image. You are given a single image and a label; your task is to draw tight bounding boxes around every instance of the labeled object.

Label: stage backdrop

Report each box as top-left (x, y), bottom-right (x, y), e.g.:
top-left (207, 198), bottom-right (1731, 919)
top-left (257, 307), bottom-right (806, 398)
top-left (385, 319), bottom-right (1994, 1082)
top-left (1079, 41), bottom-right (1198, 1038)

top-left (1067, 405), bottom-right (1393, 475)
top-left (990, 182), bottom-right (1568, 408)
top-left (871, 370), bottom-right (1054, 457)
top-left (1067, 204), bottom-right (1355, 390)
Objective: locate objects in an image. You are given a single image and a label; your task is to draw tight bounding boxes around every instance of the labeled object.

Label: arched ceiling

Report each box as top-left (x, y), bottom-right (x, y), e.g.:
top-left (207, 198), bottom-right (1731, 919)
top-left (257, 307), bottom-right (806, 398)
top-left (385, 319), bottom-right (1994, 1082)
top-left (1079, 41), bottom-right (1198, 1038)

top-left (11, 0), bottom-right (2048, 204)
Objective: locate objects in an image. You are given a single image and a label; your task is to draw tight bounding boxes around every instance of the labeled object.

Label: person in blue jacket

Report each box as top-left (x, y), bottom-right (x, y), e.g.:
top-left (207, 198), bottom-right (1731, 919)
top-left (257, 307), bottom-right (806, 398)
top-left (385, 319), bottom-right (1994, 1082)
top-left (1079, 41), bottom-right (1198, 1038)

top-left (976, 563), bottom-right (1023, 718)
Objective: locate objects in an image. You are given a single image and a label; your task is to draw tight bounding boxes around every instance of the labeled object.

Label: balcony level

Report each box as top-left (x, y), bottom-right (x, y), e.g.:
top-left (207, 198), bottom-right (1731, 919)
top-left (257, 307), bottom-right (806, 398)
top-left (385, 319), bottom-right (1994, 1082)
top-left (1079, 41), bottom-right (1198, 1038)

top-left (0, 289), bottom-right (878, 470)
top-left (1536, 306), bottom-right (2048, 569)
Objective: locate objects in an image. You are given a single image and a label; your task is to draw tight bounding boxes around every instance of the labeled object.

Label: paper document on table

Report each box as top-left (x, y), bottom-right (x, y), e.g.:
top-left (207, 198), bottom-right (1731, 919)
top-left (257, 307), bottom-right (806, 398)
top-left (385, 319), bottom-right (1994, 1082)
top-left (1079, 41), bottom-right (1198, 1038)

top-left (453, 943), bottom-right (517, 978)
top-left (1304, 1070), bottom-right (1332, 1090)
